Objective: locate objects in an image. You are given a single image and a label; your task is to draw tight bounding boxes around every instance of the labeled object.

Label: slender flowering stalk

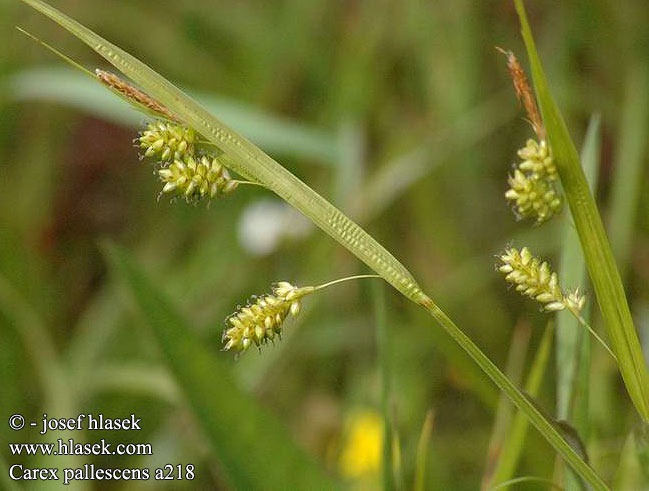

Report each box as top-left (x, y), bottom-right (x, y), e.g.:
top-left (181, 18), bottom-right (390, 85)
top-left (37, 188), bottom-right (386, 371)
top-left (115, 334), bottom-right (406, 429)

top-left (498, 247), bottom-right (616, 360)
top-left (223, 275), bottom-right (380, 355)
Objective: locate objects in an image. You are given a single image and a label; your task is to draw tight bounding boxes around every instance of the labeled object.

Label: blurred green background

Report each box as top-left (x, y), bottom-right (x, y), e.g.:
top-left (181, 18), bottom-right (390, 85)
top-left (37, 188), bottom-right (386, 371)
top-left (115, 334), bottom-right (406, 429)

top-left (1, 0), bottom-right (648, 489)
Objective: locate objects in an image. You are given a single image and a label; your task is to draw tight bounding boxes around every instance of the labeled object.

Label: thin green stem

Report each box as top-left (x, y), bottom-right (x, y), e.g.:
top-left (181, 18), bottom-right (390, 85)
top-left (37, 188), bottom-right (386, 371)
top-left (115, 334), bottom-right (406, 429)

top-left (373, 281), bottom-right (394, 491)
top-left (567, 307), bottom-right (617, 362)
top-left (417, 295), bottom-right (608, 491)
top-left (414, 410), bottom-right (435, 491)
top-left (488, 324), bottom-right (553, 486)
top-left (314, 274), bottom-right (382, 291)
top-left (16, 26), bottom-right (93, 77)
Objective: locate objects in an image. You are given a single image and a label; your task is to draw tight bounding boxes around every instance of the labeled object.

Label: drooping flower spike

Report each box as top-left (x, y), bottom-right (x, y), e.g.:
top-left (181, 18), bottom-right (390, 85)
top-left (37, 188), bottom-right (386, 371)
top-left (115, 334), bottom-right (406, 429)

top-left (498, 246), bottom-right (583, 312)
top-left (498, 246), bottom-right (616, 360)
top-left (222, 275), bottom-right (380, 355)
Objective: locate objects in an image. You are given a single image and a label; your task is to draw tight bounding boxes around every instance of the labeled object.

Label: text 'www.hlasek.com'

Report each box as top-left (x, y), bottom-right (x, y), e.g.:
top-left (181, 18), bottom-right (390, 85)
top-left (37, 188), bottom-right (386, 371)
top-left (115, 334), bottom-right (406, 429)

top-left (6, 413), bottom-right (195, 485)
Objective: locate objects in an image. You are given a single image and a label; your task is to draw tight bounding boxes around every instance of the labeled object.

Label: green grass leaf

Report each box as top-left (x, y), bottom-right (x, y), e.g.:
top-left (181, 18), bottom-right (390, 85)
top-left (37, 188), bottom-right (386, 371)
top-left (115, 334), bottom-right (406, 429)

top-left (515, 0), bottom-right (649, 422)
top-left (489, 324), bottom-right (555, 486)
top-left (556, 114), bottom-right (601, 421)
top-left (373, 280), bottom-right (395, 491)
top-left (101, 241), bottom-right (339, 490)
top-left (6, 67), bottom-right (337, 163)
top-left (557, 114), bottom-right (600, 491)
top-left (482, 323), bottom-right (531, 487)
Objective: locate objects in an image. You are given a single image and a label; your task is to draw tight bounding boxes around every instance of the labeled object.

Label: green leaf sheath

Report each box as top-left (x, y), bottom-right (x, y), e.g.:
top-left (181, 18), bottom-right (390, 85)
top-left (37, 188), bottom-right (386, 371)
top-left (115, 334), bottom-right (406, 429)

top-left (20, 0), bottom-right (609, 487)
top-left (515, 0), bottom-right (649, 421)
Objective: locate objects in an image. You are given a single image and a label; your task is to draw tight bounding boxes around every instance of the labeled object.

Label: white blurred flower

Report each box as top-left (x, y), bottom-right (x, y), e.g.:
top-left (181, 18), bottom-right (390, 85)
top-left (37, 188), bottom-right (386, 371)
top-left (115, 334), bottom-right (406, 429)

top-left (238, 199), bottom-right (311, 256)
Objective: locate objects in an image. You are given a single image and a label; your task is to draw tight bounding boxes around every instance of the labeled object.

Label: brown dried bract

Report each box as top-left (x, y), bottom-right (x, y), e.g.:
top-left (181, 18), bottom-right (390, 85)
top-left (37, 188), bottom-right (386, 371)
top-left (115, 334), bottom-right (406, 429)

top-left (497, 47), bottom-right (545, 140)
top-left (95, 69), bottom-right (177, 121)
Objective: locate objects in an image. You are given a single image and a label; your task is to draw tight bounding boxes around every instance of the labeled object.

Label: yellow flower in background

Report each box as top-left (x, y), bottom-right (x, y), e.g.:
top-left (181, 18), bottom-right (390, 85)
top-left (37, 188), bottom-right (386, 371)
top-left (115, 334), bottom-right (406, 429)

top-left (339, 410), bottom-right (383, 479)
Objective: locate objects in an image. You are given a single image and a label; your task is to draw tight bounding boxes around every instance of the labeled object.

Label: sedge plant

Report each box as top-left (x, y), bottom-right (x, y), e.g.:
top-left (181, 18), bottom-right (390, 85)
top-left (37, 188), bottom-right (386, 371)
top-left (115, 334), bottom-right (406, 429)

top-left (19, 0), bottom-right (646, 488)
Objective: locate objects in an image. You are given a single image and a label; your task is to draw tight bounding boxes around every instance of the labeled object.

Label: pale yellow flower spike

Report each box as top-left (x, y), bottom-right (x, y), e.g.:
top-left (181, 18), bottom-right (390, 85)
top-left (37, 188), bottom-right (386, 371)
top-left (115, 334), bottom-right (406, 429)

top-left (158, 155), bottom-right (239, 203)
top-left (498, 247), bottom-right (616, 360)
top-left (137, 119), bottom-right (263, 203)
top-left (223, 275), bottom-right (380, 355)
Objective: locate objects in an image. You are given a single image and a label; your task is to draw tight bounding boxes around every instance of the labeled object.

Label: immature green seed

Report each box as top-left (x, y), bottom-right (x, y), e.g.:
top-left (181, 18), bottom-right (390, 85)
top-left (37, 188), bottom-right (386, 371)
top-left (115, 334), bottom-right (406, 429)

top-left (158, 155), bottom-right (238, 203)
top-left (139, 121), bottom-right (195, 161)
top-left (498, 246), bottom-right (585, 312)
top-left (223, 282), bottom-right (315, 354)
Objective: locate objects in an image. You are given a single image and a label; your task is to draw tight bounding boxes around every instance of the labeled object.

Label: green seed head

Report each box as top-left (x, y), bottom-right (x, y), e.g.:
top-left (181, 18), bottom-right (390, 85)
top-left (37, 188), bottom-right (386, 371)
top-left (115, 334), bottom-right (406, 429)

top-left (223, 282), bottom-right (315, 355)
top-left (498, 246), bottom-right (585, 312)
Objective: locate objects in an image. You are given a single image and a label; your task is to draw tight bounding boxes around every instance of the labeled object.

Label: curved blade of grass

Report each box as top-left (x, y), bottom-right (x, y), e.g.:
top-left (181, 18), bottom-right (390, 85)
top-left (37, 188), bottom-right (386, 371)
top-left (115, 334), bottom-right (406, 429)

top-left (101, 242), bottom-right (339, 490)
top-left (13, 28), bottom-right (336, 162)
top-left (6, 67), bottom-right (337, 163)
top-left (0, 275), bottom-right (84, 488)
top-left (489, 324), bottom-right (555, 486)
top-left (557, 114), bottom-right (600, 491)
top-left (19, 1), bottom-right (608, 487)
top-left (482, 322), bottom-right (531, 488)
top-left (373, 280), bottom-right (394, 491)
top-left (514, 0), bottom-right (649, 422)
top-left (557, 114), bottom-right (600, 420)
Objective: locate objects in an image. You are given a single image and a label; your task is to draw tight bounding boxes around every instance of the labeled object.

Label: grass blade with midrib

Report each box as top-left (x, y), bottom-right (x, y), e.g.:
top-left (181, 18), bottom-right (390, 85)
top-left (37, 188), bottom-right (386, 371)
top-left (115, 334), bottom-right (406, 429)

top-left (514, 0), bottom-right (649, 422)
